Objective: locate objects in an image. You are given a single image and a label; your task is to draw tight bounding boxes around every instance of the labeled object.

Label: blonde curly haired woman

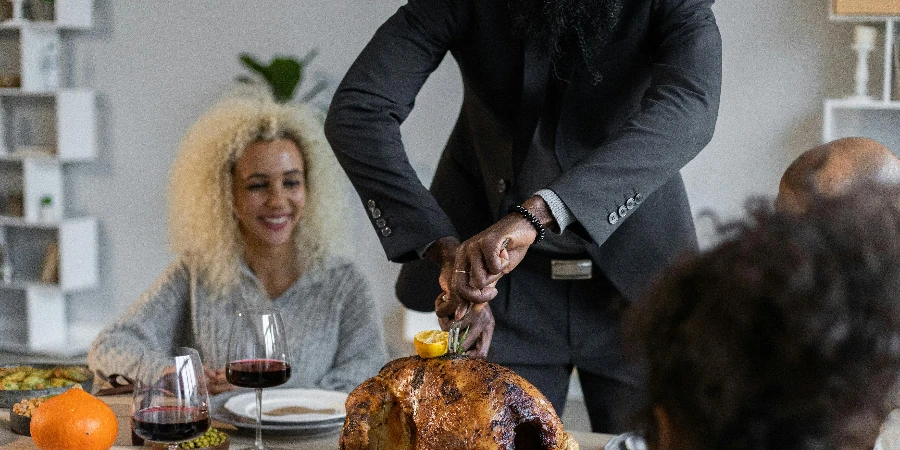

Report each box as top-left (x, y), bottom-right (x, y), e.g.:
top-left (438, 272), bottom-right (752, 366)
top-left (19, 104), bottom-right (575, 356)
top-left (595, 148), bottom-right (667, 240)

top-left (88, 91), bottom-right (387, 394)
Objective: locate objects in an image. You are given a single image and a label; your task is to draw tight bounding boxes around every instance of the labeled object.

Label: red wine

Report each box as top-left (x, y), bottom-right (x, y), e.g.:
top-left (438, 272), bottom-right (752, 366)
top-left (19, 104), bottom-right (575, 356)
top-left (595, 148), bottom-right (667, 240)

top-left (130, 419), bottom-right (145, 446)
top-left (227, 358), bottom-right (291, 388)
top-left (133, 406), bottom-right (209, 443)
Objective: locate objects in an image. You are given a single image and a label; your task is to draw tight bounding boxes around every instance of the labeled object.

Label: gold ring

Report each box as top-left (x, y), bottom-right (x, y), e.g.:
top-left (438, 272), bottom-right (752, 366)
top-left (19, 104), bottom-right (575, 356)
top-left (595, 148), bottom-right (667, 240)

top-left (454, 270), bottom-right (468, 274)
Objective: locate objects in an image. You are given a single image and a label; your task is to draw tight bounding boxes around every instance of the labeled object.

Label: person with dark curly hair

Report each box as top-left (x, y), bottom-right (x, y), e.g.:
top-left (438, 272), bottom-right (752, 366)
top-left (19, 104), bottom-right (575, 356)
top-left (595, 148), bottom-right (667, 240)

top-left (625, 186), bottom-right (900, 450)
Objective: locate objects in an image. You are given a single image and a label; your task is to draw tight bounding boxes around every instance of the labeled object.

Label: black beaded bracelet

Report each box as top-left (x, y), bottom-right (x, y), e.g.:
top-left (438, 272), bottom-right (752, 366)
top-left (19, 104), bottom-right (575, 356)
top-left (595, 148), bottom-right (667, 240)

top-left (509, 204), bottom-right (546, 243)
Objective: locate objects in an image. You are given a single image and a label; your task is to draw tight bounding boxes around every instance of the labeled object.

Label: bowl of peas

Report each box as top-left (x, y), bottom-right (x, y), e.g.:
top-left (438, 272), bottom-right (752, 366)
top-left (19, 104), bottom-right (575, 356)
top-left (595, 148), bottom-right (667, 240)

top-left (150, 427), bottom-right (229, 450)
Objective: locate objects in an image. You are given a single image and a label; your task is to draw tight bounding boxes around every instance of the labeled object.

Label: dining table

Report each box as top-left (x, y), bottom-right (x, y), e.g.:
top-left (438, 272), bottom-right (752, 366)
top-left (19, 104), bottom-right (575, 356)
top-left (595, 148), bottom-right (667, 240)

top-left (0, 394), bottom-right (615, 449)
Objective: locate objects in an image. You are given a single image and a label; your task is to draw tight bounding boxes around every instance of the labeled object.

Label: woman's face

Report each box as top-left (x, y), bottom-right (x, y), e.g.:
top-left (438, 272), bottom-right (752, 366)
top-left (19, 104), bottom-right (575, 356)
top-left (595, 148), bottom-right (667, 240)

top-left (232, 138), bottom-right (307, 252)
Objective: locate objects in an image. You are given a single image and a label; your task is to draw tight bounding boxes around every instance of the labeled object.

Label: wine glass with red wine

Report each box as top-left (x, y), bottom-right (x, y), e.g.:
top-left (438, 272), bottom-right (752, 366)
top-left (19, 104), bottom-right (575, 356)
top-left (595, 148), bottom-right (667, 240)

top-left (226, 309), bottom-right (291, 450)
top-left (132, 347), bottom-right (210, 450)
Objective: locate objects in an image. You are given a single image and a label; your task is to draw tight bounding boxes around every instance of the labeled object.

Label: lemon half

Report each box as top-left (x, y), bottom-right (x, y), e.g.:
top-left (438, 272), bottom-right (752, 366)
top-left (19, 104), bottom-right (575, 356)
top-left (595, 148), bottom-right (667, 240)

top-left (414, 330), bottom-right (449, 358)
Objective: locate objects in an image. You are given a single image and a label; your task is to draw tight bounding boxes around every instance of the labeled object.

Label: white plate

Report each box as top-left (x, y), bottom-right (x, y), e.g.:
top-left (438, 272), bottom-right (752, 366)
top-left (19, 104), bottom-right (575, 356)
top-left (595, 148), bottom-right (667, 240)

top-left (210, 390), bottom-right (345, 437)
top-left (223, 388), bottom-right (347, 424)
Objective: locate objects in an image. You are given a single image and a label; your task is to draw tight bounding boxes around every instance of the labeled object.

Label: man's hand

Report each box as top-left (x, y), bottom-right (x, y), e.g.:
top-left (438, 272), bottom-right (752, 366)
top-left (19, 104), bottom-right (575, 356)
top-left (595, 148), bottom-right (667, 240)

top-left (435, 295), bottom-right (495, 358)
top-left (424, 195), bottom-right (555, 357)
top-left (425, 236), bottom-right (496, 311)
top-left (451, 196), bottom-right (557, 301)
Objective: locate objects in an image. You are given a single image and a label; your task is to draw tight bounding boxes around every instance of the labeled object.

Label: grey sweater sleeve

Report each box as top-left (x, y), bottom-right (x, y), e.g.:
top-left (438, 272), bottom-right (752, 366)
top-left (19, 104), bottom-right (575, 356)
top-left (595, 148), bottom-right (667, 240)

top-left (316, 262), bottom-right (388, 392)
top-left (87, 261), bottom-right (191, 389)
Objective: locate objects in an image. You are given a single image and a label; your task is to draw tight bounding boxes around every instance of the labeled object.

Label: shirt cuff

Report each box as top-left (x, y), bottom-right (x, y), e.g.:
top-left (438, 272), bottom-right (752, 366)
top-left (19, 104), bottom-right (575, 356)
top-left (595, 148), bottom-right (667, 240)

top-left (535, 189), bottom-right (575, 233)
top-left (417, 240), bottom-right (436, 259)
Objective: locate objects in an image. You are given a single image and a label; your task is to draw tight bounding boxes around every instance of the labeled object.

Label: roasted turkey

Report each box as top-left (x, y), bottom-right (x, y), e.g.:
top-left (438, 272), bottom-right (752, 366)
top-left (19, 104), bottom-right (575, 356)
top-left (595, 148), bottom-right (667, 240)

top-left (339, 355), bottom-right (579, 450)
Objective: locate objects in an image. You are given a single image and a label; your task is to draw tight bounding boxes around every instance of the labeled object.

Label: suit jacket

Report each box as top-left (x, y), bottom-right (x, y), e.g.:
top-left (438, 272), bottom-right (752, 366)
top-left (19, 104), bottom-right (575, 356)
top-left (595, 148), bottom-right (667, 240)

top-left (325, 0), bottom-right (722, 307)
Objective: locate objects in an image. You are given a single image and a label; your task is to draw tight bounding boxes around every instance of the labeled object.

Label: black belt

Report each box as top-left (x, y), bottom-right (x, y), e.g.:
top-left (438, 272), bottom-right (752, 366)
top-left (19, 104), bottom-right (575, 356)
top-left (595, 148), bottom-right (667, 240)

top-left (517, 250), bottom-right (595, 280)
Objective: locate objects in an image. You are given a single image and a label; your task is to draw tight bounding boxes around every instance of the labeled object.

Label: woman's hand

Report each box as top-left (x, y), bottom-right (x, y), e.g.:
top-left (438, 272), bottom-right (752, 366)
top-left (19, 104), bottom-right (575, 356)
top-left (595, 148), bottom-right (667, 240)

top-left (204, 367), bottom-right (236, 395)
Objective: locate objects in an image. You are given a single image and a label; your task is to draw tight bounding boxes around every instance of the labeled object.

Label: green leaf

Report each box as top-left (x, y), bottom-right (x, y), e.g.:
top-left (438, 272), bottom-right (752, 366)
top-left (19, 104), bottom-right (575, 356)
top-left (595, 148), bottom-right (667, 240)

top-left (300, 79), bottom-right (328, 103)
top-left (298, 49), bottom-right (318, 86)
top-left (237, 50), bottom-right (326, 105)
top-left (453, 326), bottom-right (469, 354)
top-left (299, 49), bottom-right (318, 66)
top-left (239, 54), bottom-right (266, 74)
top-left (267, 58), bottom-right (301, 103)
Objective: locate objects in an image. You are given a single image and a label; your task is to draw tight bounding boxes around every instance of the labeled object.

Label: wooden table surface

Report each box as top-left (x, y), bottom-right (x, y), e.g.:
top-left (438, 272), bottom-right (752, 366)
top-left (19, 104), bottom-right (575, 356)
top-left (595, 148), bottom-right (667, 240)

top-left (0, 395), bottom-right (613, 449)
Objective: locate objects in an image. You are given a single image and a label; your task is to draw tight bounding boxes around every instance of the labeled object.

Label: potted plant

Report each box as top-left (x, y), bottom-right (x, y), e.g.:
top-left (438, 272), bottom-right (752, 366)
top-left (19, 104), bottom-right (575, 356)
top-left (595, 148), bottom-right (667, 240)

top-left (236, 50), bottom-right (331, 113)
top-left (39, 194), bottom-right (53, 221)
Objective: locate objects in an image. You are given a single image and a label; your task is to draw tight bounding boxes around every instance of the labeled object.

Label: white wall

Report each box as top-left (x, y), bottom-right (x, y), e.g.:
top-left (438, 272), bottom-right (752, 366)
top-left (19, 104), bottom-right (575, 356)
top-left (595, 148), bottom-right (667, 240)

top-left (688, 0), bottom-right (856, 240)
top-left (57, 0), bottom-right (865, 357)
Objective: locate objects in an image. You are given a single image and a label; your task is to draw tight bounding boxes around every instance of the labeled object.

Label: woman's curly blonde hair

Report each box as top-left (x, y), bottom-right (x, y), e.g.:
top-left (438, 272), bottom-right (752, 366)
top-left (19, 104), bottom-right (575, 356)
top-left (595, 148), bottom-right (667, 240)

top-left (167, 89), bottom-right (343, 297)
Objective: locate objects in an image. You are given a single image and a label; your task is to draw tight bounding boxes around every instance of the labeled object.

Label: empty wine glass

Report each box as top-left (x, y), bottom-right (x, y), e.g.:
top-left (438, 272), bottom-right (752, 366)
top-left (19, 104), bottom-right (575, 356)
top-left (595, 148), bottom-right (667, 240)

top-left (226, 309), bottom-right (291, 450)
top-left (131, 347), bottom-right (210, 450)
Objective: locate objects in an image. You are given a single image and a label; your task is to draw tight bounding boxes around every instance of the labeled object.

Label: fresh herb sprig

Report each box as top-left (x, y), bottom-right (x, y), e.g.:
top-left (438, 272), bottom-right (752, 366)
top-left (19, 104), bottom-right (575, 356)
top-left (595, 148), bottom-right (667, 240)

top-left (449, 326), bottom-right (470, 354)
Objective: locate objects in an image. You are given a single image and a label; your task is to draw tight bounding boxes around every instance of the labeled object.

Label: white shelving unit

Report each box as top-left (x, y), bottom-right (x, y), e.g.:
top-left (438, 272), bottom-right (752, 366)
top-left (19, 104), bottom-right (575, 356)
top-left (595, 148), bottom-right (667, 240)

top-left (823, 5), bottom-right (900, 150)
top-left (0, 0), bottom-right (97, 356)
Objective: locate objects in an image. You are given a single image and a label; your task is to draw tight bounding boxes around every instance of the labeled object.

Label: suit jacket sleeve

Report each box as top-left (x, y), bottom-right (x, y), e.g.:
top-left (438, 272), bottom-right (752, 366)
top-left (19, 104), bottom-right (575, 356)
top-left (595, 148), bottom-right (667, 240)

top-left (324, 0), bottom-right (468, 263)
top-left (547, 0), bottom-right (722, 246)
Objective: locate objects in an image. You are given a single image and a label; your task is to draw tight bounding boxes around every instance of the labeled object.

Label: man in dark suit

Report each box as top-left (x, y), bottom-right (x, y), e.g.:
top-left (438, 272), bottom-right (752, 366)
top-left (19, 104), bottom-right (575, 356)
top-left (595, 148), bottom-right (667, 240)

top-left (325, 0), bottom-right (721, 432)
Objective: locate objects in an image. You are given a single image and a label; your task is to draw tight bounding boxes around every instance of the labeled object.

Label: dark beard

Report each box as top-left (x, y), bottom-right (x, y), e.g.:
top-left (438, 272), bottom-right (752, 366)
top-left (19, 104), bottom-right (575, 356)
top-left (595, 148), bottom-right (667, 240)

top-left (509, 0), bottom-right (624, 83)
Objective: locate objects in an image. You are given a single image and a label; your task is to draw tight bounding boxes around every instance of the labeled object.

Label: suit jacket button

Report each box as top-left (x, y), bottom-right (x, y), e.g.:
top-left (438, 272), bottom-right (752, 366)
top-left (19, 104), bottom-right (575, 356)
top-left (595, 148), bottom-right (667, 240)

top-left (608, 212), bottom-right (618, 225)
top-left (497, 179), bottom-right (507, 193)
top-left (618, 205), bottom-right (627, 217)
top-left (375, 218), bottom-right (386, 228)
top-left (367, 199), bottom-right (377, 209)
top-left (380, 227), bottom-right (392, 237)
top-left (371, 208), bottom-right (382, 219)
top-left (635, 193), bottom-right (644, 203)
top-left (626, 198), bottom-right (636, 209)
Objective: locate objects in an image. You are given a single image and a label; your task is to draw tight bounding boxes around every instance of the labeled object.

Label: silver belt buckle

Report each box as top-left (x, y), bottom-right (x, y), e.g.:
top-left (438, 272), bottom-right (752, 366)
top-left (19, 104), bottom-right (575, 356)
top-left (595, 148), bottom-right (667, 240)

top-left (551, 259), bottom-right (593, 280)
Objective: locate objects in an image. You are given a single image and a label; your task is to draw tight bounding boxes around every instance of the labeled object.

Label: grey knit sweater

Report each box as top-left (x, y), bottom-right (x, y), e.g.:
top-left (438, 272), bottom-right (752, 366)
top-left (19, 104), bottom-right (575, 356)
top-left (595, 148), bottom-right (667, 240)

top-left (87, 255), bottom-right (388, 393)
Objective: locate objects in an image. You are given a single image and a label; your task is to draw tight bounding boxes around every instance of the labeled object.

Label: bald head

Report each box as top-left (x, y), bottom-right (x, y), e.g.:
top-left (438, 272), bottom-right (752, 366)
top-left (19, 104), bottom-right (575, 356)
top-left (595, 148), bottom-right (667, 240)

top-left (775, 137), bottom-right (900, 213)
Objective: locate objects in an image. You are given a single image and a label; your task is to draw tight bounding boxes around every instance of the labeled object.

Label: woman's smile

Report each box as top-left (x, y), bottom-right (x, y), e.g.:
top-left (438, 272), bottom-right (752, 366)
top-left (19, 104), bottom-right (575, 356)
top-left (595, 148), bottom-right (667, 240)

top-left (232, 138), bottom-right (307, 252)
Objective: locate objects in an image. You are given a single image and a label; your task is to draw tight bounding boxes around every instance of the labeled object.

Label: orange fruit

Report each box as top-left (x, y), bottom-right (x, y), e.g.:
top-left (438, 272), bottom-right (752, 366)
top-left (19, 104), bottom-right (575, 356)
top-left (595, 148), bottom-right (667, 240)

top-left (414, 330), bottom-right (449, 358)
top-left (30, 386), bottom-right (118, 450)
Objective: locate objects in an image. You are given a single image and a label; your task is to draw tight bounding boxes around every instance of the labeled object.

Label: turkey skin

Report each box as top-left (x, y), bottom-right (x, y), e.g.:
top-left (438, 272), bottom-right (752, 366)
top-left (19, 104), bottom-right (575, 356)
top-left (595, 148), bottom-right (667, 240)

top-left (339, 355), bottom-right (579, 450)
